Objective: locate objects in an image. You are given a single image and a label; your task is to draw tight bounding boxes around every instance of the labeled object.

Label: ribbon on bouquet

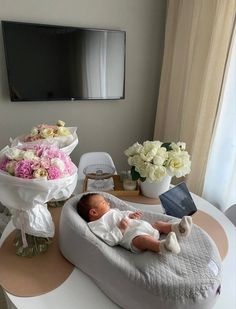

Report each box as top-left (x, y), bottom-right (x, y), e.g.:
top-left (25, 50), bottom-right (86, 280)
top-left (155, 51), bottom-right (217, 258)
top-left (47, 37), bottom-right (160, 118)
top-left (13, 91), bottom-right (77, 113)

top-left (18, 210), bottom-right (28, 248)
top-left (11, 204), bottom-right (55, 243)
top-left (10, 209), bottom-right (28, 248)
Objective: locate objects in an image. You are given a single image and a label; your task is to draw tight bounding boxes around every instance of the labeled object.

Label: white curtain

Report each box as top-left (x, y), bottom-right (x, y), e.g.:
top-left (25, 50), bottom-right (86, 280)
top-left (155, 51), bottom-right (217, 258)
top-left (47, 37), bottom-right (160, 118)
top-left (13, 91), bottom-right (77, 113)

top-left (203, 25), bottom-right (236, 212)
top-left (154, 0), bottom-right (236, 196)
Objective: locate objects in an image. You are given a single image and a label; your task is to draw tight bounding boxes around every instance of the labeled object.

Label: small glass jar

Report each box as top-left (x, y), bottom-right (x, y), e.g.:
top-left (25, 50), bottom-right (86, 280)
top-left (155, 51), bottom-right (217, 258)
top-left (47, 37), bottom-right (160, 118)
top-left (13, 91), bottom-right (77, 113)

top-left (123, 171), bottom-right (137, 191)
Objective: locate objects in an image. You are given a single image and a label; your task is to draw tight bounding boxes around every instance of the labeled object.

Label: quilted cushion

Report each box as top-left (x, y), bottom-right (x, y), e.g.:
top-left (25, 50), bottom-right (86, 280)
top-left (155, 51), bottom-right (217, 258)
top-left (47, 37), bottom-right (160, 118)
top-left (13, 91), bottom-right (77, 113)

top-left (59, 192), bottom-right (222, 309)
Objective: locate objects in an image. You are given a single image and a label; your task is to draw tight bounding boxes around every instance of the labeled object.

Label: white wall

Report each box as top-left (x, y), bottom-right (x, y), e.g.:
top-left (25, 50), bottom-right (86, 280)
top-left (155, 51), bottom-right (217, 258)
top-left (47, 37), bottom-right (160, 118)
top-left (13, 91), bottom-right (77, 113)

top-left (0, 0), bottom-right (166, 172)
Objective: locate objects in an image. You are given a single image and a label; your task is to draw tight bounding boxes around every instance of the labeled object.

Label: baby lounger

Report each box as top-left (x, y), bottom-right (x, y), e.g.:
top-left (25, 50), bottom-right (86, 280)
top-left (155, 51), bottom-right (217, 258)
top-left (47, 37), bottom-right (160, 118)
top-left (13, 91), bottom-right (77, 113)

top-left (59, 192), bottom-right (222, 309)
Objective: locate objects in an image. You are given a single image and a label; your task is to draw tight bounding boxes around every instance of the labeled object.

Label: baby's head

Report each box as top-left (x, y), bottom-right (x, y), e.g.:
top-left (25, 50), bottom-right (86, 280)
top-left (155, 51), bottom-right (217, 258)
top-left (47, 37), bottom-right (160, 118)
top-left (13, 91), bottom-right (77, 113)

top-left (77, 193), bottom-right (110, 222)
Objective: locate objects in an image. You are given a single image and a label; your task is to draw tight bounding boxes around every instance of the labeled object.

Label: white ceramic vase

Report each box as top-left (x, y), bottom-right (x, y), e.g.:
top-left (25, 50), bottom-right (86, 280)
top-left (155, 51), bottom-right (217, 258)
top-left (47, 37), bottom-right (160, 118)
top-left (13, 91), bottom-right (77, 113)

top-left (140, 175), bottom-right (172, 198)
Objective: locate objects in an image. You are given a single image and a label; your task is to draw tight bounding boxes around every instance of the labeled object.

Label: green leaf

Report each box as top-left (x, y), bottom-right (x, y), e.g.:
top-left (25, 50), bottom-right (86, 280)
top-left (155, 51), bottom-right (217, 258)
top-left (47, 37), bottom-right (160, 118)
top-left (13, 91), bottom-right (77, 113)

top-left (131, 166), bottom-right (141, 181)
top-left (131, 166), bottom-right (146, 182)
top-left (161, 142), bottom-right (172, 151)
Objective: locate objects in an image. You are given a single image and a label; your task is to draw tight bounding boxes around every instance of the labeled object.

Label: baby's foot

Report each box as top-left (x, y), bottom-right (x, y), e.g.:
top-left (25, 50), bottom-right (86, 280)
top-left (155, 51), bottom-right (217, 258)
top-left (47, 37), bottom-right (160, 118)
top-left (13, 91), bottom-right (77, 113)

top-left (172, 216), bottom-right (192, 238)
top-left (159, 232), bottom-right (180, 254)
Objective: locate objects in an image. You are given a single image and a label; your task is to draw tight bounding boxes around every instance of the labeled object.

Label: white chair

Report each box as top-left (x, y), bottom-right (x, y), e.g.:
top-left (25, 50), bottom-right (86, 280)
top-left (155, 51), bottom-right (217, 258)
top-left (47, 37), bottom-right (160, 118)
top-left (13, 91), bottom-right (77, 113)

top-left (224, 204), bottom-right (236, 227)
top-left (74, 152), bottom-right (117, 194)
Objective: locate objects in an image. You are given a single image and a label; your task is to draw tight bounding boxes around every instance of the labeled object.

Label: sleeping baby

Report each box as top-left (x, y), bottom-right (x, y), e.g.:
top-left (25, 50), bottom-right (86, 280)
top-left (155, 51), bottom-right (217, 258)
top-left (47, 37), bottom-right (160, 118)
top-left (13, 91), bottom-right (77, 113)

top-left (76, 193), bottom-right (192, 254)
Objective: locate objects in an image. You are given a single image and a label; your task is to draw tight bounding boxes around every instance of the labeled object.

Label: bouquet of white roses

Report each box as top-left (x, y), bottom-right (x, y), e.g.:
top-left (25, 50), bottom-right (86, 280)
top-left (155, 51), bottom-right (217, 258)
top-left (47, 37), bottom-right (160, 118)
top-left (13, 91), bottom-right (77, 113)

top-left (10, 120), bottom-right (78, 155)
top-left (0, 144), bottom-right (78, 256)
top-left (124, 141), bottom-right (191, 183)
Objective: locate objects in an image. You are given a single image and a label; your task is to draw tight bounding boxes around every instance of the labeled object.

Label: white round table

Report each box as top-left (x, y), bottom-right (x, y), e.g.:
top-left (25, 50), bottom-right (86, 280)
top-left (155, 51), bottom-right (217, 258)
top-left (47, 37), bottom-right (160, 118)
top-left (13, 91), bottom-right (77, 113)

top-left (1, 193), bottom-right (236, 309)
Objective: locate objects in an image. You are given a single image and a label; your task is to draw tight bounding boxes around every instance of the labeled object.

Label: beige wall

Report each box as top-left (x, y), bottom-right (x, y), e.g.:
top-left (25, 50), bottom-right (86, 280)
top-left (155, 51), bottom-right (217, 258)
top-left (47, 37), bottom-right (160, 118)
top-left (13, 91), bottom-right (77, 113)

top-left (0, 0), bottom-right (166, 172)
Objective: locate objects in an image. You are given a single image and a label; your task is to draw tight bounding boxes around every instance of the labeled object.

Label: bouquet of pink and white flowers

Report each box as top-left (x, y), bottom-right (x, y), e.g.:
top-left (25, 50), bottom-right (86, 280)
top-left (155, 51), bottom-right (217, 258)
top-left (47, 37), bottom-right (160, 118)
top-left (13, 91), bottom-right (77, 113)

top-left (24, 120), bottom-right (71, 142)
top-left (0, 144), bottom-right (74, 180)
top-left (10, 120), bottom-right (78, 155)
top-left (0, 144), bottom-right (78, 256)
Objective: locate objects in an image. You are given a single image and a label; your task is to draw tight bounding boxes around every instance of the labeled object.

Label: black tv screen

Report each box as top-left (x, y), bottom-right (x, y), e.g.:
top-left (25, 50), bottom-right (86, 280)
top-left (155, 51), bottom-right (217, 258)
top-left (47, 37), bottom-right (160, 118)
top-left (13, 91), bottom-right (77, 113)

top-left (1, 21), bottom-right (126, 101)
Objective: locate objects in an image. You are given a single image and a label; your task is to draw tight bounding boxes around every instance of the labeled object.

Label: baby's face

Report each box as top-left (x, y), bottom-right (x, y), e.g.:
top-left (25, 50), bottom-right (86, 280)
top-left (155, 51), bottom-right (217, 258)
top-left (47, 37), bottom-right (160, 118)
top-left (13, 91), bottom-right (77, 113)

top-left (90, 195), bottom-right (110, 218)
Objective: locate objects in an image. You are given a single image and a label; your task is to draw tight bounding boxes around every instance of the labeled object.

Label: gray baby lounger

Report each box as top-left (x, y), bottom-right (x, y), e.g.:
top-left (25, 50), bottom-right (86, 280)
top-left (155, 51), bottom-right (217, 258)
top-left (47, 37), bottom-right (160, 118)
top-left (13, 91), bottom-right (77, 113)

top-left (59, 192), bottom-right (222, 309)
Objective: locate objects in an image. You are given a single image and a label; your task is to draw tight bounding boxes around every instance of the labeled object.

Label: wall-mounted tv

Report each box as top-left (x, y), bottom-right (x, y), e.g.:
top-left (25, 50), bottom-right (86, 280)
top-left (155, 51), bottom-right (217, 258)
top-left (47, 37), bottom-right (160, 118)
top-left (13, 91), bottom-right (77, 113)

top-left (1, 21), bottom-right (126, 101)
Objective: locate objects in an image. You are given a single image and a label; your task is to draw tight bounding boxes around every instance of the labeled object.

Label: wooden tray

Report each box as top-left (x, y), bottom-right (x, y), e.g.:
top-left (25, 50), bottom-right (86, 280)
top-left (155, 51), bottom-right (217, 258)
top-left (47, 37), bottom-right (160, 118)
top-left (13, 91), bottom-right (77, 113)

top-left (83, 175), bottom-right (140, 197)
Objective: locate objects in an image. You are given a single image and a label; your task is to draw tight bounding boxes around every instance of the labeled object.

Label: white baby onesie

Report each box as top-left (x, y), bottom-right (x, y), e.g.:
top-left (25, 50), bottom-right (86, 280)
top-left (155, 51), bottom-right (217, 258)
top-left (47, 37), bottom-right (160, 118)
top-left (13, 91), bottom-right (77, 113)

top-left (88, 208), bottom-right (160, 252)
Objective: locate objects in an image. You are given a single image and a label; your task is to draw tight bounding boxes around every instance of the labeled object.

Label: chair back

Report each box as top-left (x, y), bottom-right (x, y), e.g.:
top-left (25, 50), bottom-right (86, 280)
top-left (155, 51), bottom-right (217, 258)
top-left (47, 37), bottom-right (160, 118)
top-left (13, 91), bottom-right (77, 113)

top-left (77, 152), bottom-right (117, 180)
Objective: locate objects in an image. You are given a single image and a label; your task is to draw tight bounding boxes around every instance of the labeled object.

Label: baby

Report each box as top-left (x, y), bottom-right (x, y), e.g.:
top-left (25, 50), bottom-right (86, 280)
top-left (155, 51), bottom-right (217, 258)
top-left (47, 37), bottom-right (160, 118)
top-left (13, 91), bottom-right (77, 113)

top-left (77, 193), bottom-right (193, 254)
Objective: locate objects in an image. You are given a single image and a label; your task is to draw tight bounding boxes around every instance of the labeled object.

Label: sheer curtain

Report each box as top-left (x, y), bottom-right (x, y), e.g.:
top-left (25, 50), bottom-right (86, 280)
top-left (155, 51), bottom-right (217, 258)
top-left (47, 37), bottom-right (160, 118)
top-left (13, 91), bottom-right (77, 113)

top-left (202, 25), bottom-right (236, 212)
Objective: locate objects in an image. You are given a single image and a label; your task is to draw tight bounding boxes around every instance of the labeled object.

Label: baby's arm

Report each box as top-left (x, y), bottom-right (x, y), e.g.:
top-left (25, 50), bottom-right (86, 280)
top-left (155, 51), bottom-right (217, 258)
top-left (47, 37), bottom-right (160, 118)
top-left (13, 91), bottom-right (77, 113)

top-left (128, 211), bottom-right (143, 220)
top-left (120, 209), bottom-right (143, 220)
top-left (118, 217), bottom-right (129, 234)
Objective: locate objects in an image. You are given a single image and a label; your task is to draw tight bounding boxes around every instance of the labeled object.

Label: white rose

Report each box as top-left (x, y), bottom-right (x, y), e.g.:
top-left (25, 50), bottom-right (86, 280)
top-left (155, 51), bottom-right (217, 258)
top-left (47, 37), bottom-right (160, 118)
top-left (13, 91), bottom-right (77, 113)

top-left (40, 128), bottom-right (55, 139)
top-left (140, 141), bottom-right (163, 162)
top-left (22, 150), bottom-right (36, 160)
top-left (6, 161), bottom-right (17, 175)
top-left (5, 148), bottom-right (23, 160)
top-left (30, 127), bottom-right (38, 136)
top-left (143, 141), bottom-right (162, 149)
top-left (135, 161), bottom-right (149, 178)
top-left (124, 142), bottom-right (143, 157)
top-left (128, 154), bottom-right (143, 168)
top-left (57, 120), bottom-right (65, 127)
top-left (51, 158), bottom-right (65, 171)
top-left (147, 164), bottom-right (167, 182)
top-left (153, 147), bottom-right (168, 165)
top-left (170, 142), bottom-right (181, 153)
top-left (177, 142), bottom-right (186, 150)
top-left (166, 151), bottom-right (191, 177)
top-left (140, 148), bottom-right (157, 162)
top-left (57, 127), bottom-right (71, 136)
top-left (33, 168), bottom-right (48, 179)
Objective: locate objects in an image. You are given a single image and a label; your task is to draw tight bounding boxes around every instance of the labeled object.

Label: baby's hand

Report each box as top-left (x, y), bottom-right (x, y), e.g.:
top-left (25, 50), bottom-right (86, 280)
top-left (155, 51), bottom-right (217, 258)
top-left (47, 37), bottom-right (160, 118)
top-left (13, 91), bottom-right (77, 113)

top-left (118, 218), bottom-right (129, 233)
top-left (129, 211), bottom-right (143, 220)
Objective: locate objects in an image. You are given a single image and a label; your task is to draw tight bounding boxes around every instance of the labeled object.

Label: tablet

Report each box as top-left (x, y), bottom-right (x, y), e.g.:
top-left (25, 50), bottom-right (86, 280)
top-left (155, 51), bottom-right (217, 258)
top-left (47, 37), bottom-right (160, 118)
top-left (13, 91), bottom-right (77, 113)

top-left (159, 182), bottom-right (197, 218)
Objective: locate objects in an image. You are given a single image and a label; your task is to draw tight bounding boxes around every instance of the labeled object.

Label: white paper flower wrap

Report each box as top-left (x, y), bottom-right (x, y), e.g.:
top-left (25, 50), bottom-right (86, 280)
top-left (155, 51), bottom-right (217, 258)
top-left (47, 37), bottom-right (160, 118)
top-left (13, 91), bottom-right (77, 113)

top-left (0, 147), bottom-right (78, 239)
top-left (10, 127), bottom-right (78, 155)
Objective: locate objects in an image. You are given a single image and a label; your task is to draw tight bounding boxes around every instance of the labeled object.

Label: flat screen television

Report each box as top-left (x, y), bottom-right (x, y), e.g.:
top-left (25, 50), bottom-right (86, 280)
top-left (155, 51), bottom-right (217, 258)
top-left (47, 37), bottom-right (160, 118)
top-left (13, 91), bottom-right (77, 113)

top-left (1, 20), bottom-right (126, 101)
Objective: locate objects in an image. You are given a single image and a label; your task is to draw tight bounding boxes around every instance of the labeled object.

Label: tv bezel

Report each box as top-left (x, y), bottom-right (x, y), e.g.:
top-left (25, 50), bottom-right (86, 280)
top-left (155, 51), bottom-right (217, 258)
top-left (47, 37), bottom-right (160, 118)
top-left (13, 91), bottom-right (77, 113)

top-left (1, 20), bottom-right (126, 102)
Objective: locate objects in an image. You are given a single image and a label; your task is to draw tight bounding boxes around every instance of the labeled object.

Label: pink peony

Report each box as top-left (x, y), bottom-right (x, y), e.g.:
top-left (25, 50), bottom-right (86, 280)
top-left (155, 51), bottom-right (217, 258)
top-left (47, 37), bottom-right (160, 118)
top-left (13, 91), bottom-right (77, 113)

top-left (47, 165), bottom-right (62, 180)
top-left (0, 158), bottom-right (10, 171)
top-left (41, 146), bottom-right (61, 159)
top-left (31, 160), bottom-right (41, 170)
top-left (15, 160), bottom-right (33, 179)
